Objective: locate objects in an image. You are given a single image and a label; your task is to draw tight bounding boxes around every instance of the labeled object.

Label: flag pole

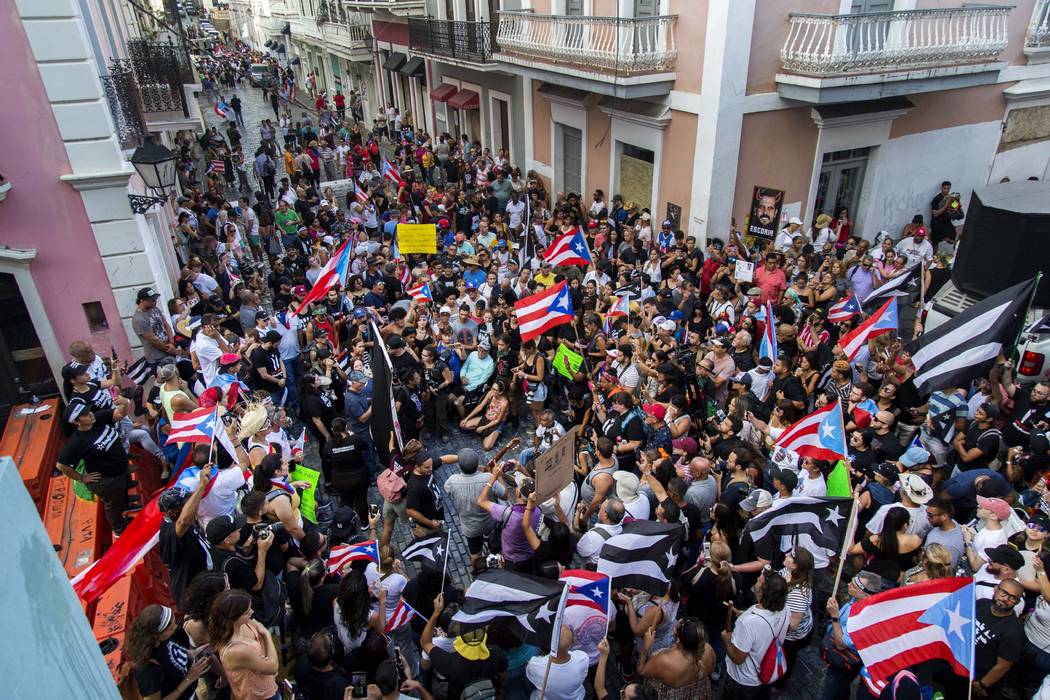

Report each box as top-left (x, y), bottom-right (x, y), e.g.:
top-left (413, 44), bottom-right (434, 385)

top-left (538, 582), bottom-right (570, 700)
top-left (831, 485), bottom-right (862, 599)
top-left (439, 530), bottom-right (451, 593)
top-left (208, 409), bottom-right (219, 466)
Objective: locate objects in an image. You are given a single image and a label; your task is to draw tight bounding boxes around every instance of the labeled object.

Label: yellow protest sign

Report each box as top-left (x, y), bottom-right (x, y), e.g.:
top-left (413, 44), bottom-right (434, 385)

top-left (396, 223), bottom-right (437, 254)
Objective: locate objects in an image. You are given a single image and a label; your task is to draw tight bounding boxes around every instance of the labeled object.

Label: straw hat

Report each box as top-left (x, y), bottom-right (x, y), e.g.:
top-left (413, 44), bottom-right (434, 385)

top-left (815, 213), bottom-right (833, 228)
top-left (237, 403), bottom-right (271, 440)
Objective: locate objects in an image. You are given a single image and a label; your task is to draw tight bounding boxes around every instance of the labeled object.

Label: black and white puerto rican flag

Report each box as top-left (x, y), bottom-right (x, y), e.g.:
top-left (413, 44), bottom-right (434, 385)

top-left (124, 357), bottom-right (151, 386)
top-left (862, 264), bottom-right (921, 310)
top-left (743, 496), bottom-right (853, 563)
top-left (907, 277), bottom-right (1037, 395)
top-left (401, 532), bottom-right (448, 564)
top-left (451, 570), bottom-right (568, 652)
top-left (596, 520), bottom-right (683, 596)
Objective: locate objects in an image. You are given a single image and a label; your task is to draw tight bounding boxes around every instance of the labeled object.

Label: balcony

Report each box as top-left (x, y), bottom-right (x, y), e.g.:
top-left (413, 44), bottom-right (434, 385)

top-left (1027, 0), bottom-right (1050, 62)
top-left (777, 5), bottom-right (1011, 104)
top-left (125, 38), bottom-right (199, 128)
top-left (293, 3), bottom-right (373, 60)
top-left (408, 18), bottom-right (495, 65)
top-left (342, 0), bottom-right (426, 17)
top-left (100, 62), bottom-right (148, 150)
top-left (495, 11), bottom-right (677, 98)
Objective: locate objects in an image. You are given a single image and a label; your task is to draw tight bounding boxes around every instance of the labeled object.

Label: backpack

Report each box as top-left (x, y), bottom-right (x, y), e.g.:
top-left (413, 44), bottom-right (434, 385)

top-left (262, 156), bottom-right (276, 178)
top-left (756, 612), bottom-right (788, 685)
top-left (487, 503), bottom-right (514, 554)
top-left (460, 678), bottom-right (496, 700)
top-left (377, 468), bottom-right (406, 502)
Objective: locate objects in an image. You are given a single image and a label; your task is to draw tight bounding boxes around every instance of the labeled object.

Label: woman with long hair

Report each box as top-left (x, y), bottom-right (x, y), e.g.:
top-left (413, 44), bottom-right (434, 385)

top-left (638, 617), bottom-right (715, 700)
top-left (251, 453), bottom-right (308, 541)
top-left (851, 504), bottom-right (922, 575)
top-left (324, 417), bottom-right (370, 525)
top-left (709, 503), bottom-right (741, 559)
top-left (207, 590), bottom-right (279, 700)
top-left (776, 548), bottom-right (815, 687)
top-left (180, 570), bottom-right (229, 647)
top-left (126, 604), bottom-right (211, 700)
top-left (333, 570), bottom-right (386, 654)
top-left (684, 541), bottom-right (738, 674)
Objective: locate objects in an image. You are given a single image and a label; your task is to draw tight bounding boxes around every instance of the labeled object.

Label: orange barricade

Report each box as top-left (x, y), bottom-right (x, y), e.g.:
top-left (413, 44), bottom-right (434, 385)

top-left (2, 398), bottom-right (62, 512)
top-left (92, 568), bottom-right (139, 685)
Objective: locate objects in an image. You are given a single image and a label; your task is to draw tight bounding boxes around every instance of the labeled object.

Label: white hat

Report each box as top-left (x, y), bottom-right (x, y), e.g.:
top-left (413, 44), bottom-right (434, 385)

top-left (658, 319), bottom-right (676, 333)
top-left (789, 216), bottom-right (803, 225)
top-left (898, 473), bottom-right (933, 504)
top-left (613, 471), bottom-right (641, 501)
top-left (320, 199), bottom-right (329, 207)
top-left (439, 305), bottom-right (452, 314)
top-left (641, 212), bottom-right (651, 221)
top-left (740, 488), bottom-right (773, 512)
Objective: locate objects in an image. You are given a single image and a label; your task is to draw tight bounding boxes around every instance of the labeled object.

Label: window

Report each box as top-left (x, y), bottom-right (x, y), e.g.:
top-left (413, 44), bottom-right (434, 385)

top-left (82, 302), bottom-right (109, 334)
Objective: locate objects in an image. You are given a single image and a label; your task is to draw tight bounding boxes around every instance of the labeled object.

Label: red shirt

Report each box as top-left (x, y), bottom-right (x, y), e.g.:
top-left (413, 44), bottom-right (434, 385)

top-left (334, 93), bottom-right (345, 108)
top-left (753, 265), bottom-right (787, 305)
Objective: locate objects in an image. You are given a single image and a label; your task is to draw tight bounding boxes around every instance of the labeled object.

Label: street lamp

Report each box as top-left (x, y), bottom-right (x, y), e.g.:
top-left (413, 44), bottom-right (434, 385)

top-left (128, 137), bottom-right (177, 214)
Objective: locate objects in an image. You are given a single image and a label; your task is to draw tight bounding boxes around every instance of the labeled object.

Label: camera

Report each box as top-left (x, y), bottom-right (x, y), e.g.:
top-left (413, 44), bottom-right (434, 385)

top-left (253, 521), bottom-right (285, 537)
top-left (485, 553), bottom-right (504, 569)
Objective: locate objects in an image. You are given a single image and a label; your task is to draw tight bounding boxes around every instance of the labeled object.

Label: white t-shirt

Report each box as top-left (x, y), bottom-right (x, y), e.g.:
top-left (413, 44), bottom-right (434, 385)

top-left (894, 237), bottom-right (934, 267)
top-left (196, 467), bottom-right (247, 527)
top-left (775, 228), bottom-right (801, 251)
top-left (726, 606), bottom-right (790, 687)
top-left (794, 473), bottom-right (827, 498)
top-left (623, 496), bottom-right (651, 521)
top-left (526, 650), bottom-right (589, 700)
top-left (190, 333), bottom-right (224, 386)
top-left (973, 525), bottom-right (1009, 563)
top-left (865, 503), bottom-right (932, 539)
top-left (274, 313), bottom-right (304, 361)
top-left (535, 421), bottom-right (566, 453)
top-left (506, 199), bottom-right (526, 229)
top-left (364, 565), bottom-right (408, 623)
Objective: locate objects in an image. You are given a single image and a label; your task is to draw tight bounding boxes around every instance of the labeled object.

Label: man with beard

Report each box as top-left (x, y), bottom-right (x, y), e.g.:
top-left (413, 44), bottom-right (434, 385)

top-left (972, 577), bottom-right (1024, 699)
top-left (997, 364), bottom-right (1050, 448)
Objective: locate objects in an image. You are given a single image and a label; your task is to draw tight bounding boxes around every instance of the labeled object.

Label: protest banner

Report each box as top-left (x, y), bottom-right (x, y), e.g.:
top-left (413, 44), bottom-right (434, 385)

top-left (747, 185), bottom-right (784, 241)
top-left (553, 343), bottom-right (584, 380)
top-left (735, 259), bottom-right (754, 282)
top-left (534, 425), bottom-right (579, 504)
top-left (396, 223), bottom-right (437, 254)
top-left (290, 464), bottom-right (321, 523)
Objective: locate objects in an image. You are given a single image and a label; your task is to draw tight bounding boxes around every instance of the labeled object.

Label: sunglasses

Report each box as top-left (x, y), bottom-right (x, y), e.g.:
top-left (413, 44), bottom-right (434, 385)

top-left (1028, 522), bottom-right (1047, 533)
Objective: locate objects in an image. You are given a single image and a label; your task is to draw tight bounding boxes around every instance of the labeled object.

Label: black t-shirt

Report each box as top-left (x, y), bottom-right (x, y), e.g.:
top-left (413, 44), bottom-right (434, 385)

top-left (955, 423), bottom-right (1001, 471)
top-left (680, 501), bottom-right (704, 545)
top-left (159, 518), bottom-right (212, 605)
top-left (324, 433), bottom-right (370, 478)
top-left (71, 382), bottom-right (113, 411)
top-left (58, 409), bottom-right (128, 477)
top-left (390, 350), bottom-right (420, 377)
top-left (396, 386), bottom-right (423, 427)
top-left (300, 391), bottom-right (336, 437)
top-left (770, 374), bottom-right (806, 407)
top-left (603, 410), bottom-right (647, 473)
top-left (872, 431), bottom-right (906, 461)
top-left (287, 572), bottom-right (340, 639)
top-left (250, 346), bottom-right (283, 391)
top-left (429, 647), bottom-right (508, 700)
top-left (291, 655), bottom-right (350, 700)
top-left (405, 471), bottom-right (443, 522)
top-left (133, 639), bottom-right (193, 700)
top-left (1005, 388), bottom-right (1050, 447)
top-left (211, 547), bottom-right (260, 593)
top-left (974, 598), bottom-right (1023, 683)
top-left (685, 566), bottom-right (742, 629)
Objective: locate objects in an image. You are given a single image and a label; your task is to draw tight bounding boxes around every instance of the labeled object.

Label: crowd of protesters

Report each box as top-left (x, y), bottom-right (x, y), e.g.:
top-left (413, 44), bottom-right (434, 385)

top-left (53, 40), bottom-right (1050, 700)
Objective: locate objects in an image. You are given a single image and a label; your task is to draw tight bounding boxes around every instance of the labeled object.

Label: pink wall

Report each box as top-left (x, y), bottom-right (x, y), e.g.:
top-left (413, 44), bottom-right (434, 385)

top-left (914, 0), bottom-right (1034, 67)
top-left (657, 110), bottom-right (697, 225)
top-left (0, 7), bottom-right (131, 361)
top-left (747, 0), bottom-right (841, 95)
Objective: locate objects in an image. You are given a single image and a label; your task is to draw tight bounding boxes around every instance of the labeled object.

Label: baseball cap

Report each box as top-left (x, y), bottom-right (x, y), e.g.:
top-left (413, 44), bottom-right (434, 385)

top-left (661, 219), bottom-right (673, 227)
top-left (875, 462), bottom-right (899, 482)
top-left (255, 310), bottom-right (271, 321)
top-left (61, 362), bottom-right (89, 381)
top-left (740, 488), bottom-right (773, 512)
top-left (977, 495), bottom-right (1012, 521)
top-left (64, 397), bottom-right (90, 424)
top-left (158, 487), bottom-right (191, 513)
top-left (205, 514), bottom-right (242, 545)
top-left (746, 287), bottom-right (762, 298)
top-left (440, 305), bottom-right (452, 314)
top-left (330, 506), bottom-right (360, 539)
top-left (386, 335), bottom-right (405, 349)
top-left (900, 445), bottom-right (931, 468)
top-left (219, 352), bottom-right (241, 366)
top-left (985, 543), bottom-right (1024, 571)
top-left (353, 307), bottom-right (367, 319)
top-left (136, 287), bottom-right (160, 302)
top-left (347, 370), bottom-right (367, 383)
top-left (292, 284), bottom-right (308, 296)
top-left (642, 403), bottom-right (667, 421)
top-left (729, 373), bottom-right (752, 387)
top-left (789, 216), bottom-right (803, 225)
top-left (263, 330), bottom-right (281, 343)
top-left (980, 402), bottom-right (1001, 419)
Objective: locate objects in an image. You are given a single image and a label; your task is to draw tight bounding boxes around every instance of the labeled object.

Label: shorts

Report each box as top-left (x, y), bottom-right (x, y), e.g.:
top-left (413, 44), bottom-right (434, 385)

top-left (482, 422), bottom-right (505, 438)
top-left (526, 382), bottom-right (548, 404)
top-left (466, 535), bottom-right (485, 555)
top-left (383, 498), bottom-right (408, 521)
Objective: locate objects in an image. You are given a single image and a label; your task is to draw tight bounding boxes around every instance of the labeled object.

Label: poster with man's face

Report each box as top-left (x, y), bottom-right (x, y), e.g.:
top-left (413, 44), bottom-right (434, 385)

top-left (748, 186), bottom-right (784, 241)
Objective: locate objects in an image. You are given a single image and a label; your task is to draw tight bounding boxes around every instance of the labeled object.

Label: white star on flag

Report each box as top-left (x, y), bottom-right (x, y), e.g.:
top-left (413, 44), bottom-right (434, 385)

top-left (535, 600), bottom-right (556, 623)
top-left (945, 602), bottom-right (969, 641)
top-left (665, 550), bottom-right (678, 569)
top-left (821, 423), bottom-right (837, 439)
top-left (825, 506), bottom-right (845, 527)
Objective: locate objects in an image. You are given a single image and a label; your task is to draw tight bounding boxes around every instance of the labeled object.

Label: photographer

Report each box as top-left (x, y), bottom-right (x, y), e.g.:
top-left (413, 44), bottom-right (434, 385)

top-left (206, 513), bottom-right (287, 626)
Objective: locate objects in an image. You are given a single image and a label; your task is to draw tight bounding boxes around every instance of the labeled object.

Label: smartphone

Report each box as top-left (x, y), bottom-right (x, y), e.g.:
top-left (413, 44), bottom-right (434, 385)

top-left (369, 503), bottom-right (380, 519)
top-left (351, 671), bottom-right (367, 698)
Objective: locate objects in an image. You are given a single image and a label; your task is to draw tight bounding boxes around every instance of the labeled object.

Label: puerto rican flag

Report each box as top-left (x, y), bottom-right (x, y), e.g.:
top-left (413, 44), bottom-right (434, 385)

top-left (543, 227), bottom-right (592, 267)
top-left (326, 540), bottom-right (380, 575)
top-left (827, 294), bottom-right (862, 323)
top-left (382, 157), bottom-right (404, 187)
top-left (165, 406), bottom-right (220, 445)
top-left (603, 293), bottom-right (629, 334)
top-left (397, 258), bottom-right (412, 287)
top-left (407, 281), bottom-right (432, 303)
top-left (847, 577), bottom-right (975, 694)
top-left (352, 180), bottom-right (369, 205)
top-left (838, 297), bottom-right (898, 360)
top-left (293, 238), bottom-right (353, 315)
top-left (758, 301), bottom-right (777, 363)
top-left (72, 443), bottom-right (194, 603)
top-left (560, 569), bottom-right (611, 618)
top-left (514, 280), bottom-right (575, 342)
top-left (385, 598), bottom-right (423, 633)
top-left (774, 402), bottom-right (847, 461)
top-left (214, 99), bottom-right (234, 120)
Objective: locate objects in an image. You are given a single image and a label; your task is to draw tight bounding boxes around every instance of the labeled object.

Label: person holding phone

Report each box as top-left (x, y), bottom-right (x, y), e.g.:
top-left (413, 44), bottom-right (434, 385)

top-left (208, 590), bottom-right (280, 700)
top-left (127, 604), bottom-right (212, 700)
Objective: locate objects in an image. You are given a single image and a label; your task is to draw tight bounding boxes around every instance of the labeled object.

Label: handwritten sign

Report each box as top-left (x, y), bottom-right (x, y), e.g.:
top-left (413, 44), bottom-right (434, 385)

top-left (290, 465), bottom-right (321, 523)
top-left (735, 259), bottom-right (754, 282)
top-left (534, 425), bottom-right (579, 505)
top-left (396, 223), bottom-right (437, 254)
top-left (553, 343), bottom-right (584, 380)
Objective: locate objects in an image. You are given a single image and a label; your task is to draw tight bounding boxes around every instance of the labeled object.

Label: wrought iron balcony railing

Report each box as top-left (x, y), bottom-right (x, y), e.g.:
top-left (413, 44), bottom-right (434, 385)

top-left (408, 17), bottom-right (495, 64)
top-left (496, 11), bottom-right (677, 74)
top-left (1028, 0), bottom-right (1050, 50)
top-left (780, 5), bottom-right (1010, 77)
top-left (100, 63), bottom-right (147, 149)
top-left (126, 37), bottom-right (191, 116)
